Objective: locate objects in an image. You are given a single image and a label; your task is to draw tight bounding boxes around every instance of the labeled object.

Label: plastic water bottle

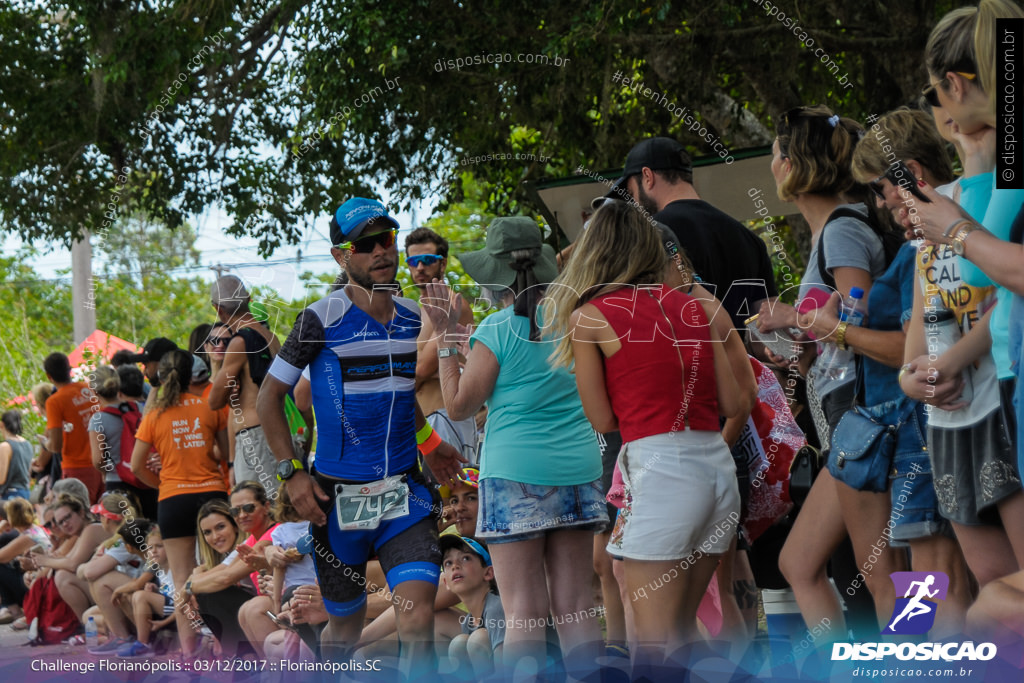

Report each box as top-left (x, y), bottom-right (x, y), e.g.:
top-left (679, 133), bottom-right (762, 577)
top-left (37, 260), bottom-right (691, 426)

top-left (85, 616), bottom-right (98, 649)
top-left (924, 294), bottom-right (973, 403)
top-left (818, 287), bottom-right (867, 382)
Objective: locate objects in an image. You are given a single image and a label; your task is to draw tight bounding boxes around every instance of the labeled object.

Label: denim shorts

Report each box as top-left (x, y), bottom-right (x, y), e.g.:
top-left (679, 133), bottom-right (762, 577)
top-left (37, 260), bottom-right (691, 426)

top-left (887, 402), bottom-right (949, 543)
top-left (476, 477), bottom-right (609, 544)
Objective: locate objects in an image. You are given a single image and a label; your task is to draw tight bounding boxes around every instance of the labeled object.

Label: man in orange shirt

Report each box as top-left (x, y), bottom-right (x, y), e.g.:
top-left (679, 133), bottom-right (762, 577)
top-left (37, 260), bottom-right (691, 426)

top-left (43, 352), bottom-right (102, 503)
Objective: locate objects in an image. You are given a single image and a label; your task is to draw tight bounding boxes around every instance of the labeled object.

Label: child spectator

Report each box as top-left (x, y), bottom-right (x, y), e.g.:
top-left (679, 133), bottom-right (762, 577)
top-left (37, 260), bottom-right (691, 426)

top-left (113, 522), bottom-right (177, 658)
top-left (441, 535), bottom-right (504, 677)
top-left (238, 486), bottom-right (318, 657)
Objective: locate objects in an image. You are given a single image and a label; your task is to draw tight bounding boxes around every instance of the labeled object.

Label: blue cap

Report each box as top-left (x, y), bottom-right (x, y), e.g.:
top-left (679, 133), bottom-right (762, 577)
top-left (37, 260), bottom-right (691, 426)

top-left (329, 198), bottom-right (400, 246)
top-left (439, 534), bottom-right (492, 568)
top-left (849, 286), bottom-right (865, 299)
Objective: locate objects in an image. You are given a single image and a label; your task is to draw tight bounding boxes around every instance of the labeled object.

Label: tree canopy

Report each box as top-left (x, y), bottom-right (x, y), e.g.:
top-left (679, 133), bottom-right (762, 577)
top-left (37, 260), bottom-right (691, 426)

top-left (1, 0), bottom-right (968, 254)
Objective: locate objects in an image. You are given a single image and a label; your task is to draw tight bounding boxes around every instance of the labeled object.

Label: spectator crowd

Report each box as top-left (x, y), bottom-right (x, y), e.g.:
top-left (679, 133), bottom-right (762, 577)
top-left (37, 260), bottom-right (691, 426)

top-left (3, 2), bottom-right (1024, 680)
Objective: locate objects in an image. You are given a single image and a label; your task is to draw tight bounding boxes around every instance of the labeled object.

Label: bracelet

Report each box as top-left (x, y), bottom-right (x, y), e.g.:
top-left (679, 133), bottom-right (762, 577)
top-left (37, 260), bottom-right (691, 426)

top-left (897, 364), bottom-right (912, 385)
top-left (943, 218), bottom-right (974, 239)
top-left (835, 321), bottom-right (849, 351)
top-left (415, 422), bottom-right (434, 445)
top-left (418, 430), bottom-right (443, 455)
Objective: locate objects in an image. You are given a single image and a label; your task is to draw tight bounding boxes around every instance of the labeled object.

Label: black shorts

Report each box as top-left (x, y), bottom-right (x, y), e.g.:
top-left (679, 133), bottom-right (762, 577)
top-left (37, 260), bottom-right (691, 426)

top-left (158, 491), bottom-right (229, 539)
top-left (598, 430), bottom-right (623, 527)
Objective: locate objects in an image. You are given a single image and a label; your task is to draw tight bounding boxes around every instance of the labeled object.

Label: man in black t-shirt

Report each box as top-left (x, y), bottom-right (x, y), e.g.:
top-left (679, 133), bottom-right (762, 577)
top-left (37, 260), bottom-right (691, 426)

top-left (607, 137), bottom-right (777, 333)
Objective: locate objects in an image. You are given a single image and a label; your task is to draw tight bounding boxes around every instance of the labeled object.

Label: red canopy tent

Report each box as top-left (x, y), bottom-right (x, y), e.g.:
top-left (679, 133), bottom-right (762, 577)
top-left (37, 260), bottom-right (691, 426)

top-left (4, 331), bottom-right (140, 409)
top-left (67, 329), bottom-right (141, 372)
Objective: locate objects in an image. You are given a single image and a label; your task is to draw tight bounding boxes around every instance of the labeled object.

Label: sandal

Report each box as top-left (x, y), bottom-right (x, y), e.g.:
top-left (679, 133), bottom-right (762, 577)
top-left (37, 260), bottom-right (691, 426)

top-left (0, 607), bottom-right (15, 625)
top-left (11, 616), bottom-right (28, 631)
top-left (64, 634), bottom-right (86, 646)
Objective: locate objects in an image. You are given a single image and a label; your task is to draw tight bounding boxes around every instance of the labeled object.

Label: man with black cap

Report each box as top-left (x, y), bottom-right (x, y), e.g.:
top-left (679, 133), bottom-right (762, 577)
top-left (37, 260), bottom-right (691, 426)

top-left (256, 197), bottom-right (465, 673)
top-left (126, 338), bottom-right (178, 410)
top-left (208, 274), bottom-right (282, 496)
top-left (609, 136), bottom-right (777, 333)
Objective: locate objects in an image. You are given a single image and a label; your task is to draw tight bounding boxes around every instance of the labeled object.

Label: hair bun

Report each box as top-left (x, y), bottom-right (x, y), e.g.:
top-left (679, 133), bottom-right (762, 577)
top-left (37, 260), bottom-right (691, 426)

top-left (508, 248), bottom-right (538, 272)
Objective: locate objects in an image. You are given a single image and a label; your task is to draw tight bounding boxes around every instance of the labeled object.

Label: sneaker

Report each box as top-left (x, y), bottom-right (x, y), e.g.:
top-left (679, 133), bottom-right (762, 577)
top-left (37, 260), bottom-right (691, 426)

top-left (89, 636), bottom-right (130, 655)
top-left (116, 640), bottom-right (155, 658)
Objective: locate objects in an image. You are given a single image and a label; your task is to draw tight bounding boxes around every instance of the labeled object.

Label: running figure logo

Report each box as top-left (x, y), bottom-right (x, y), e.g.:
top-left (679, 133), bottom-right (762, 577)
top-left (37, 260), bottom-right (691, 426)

top-left (883, 572), bottom-right (949, 635)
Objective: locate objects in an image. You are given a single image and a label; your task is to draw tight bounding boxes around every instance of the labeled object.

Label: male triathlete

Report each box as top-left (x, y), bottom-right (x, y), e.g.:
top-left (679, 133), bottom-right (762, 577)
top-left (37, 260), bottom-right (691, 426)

top-left (257, 197), bottom-right (464, 673)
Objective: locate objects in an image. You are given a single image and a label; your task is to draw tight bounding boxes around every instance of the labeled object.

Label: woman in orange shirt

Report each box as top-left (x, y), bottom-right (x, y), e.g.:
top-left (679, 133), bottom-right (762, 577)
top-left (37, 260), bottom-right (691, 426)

top-left (130, 350), bottom-right (229, 658)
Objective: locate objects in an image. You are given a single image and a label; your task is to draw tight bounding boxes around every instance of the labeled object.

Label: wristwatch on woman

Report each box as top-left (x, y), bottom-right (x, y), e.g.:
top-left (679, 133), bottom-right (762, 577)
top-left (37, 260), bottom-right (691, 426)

top-left (951, 222), bottom-right (981, 256)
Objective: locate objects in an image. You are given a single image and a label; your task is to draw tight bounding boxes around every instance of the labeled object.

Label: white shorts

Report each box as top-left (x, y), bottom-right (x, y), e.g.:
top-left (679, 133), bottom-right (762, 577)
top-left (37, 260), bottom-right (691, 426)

top-left (608, 431), bottom-right (740, 561)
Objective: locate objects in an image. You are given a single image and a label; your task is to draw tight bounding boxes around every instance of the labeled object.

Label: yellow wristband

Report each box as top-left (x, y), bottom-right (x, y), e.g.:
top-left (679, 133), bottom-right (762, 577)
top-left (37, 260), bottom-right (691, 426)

top-left (416, 422), bottom-right (435, 445)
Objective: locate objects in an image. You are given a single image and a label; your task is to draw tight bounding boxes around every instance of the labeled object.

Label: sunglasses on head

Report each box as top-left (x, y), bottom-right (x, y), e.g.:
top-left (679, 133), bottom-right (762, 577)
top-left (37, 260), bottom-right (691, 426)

top-left (921, 71), bottom-right (976, 108)
top-left (229, 503), bottom-right (258, 517)
top-left (407, 254), bottom-right (444, 268)
top-left (866, 160), bottom-right (931, 203)
top-left (336, 229), bottom-right (397, 254)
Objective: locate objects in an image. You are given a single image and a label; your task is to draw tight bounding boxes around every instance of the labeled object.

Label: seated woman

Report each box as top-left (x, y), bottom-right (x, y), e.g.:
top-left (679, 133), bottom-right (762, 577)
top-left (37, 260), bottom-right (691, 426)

top-left (28, 493), bottom-right (108, 622)
top-left (0, 498), bottom-right (51, 624)
top-left (238, 486), bottom-right (319, 657)
top-left (185, 482), bottom-right (277, 658)
top-left (78, 493), bottom-right (150, 654)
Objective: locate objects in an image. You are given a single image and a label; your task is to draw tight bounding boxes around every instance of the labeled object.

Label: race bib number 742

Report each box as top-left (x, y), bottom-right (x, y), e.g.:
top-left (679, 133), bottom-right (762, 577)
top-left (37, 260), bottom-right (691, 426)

top-left (335, 475), bottom-right (410, 531)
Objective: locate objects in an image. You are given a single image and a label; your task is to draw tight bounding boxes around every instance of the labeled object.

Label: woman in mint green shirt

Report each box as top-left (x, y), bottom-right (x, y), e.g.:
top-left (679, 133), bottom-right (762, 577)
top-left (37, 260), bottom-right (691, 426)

top-left (423, 216), bottom-right (605, 678)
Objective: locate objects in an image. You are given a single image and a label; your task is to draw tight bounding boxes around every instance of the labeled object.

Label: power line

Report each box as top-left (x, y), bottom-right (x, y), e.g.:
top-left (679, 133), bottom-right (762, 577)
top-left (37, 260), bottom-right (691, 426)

top-left (4, 254), bottom-right (339, 288)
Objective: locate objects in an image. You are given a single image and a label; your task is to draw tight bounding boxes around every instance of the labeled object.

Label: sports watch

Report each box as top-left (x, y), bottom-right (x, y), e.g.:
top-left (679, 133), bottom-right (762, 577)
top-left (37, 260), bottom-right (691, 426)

top-left (276, 458), bottom-right (305, 482)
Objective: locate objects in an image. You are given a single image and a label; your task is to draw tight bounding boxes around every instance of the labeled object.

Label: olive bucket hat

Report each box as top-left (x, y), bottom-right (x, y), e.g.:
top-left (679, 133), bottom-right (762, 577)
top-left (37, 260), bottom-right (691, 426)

top-left (457, 216), bottom-right (559, 287)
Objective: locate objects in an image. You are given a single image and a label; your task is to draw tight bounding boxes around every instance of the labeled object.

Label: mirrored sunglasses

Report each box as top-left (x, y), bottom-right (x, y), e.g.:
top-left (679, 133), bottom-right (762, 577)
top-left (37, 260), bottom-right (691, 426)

top-left (406, 254), bottom-right (444, 268)
top-left (337, 229), bottom-right (397, 254)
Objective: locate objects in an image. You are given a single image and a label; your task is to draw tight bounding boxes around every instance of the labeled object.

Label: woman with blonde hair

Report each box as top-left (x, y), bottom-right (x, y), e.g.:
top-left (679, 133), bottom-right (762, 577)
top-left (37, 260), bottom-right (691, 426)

top-left (195, 499), bottom-right (241, 571)
top-left (27, 494), bottom-right (107, 620)
top-left (546, 199), bottom-right (742, 670)
top-left (0, 498), bottom-right (50, 624)
top-left (129, 350), bottom-right (229, 658)
top-left (186, 481), bottom-right (277, 658)
top-left (906, 0), bottom-right (1024, 502)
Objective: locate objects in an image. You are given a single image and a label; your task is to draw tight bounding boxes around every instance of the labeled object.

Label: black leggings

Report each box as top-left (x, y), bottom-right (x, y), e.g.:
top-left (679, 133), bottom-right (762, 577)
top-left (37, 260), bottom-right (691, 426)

top-left (0, 562), bottom-right (26, 607)
top-left (195, 586), bottom-right (256, 657)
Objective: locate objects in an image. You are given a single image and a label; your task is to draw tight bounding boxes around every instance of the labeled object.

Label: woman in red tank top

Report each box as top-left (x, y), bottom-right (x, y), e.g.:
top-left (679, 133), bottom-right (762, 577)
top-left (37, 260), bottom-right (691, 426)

top-left (547, 200), bottom-right (744, 670)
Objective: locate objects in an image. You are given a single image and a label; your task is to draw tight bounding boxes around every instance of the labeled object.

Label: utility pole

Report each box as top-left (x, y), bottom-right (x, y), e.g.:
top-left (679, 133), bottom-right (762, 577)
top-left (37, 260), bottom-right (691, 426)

top-left (71, 229), bottom-right (97, 344)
